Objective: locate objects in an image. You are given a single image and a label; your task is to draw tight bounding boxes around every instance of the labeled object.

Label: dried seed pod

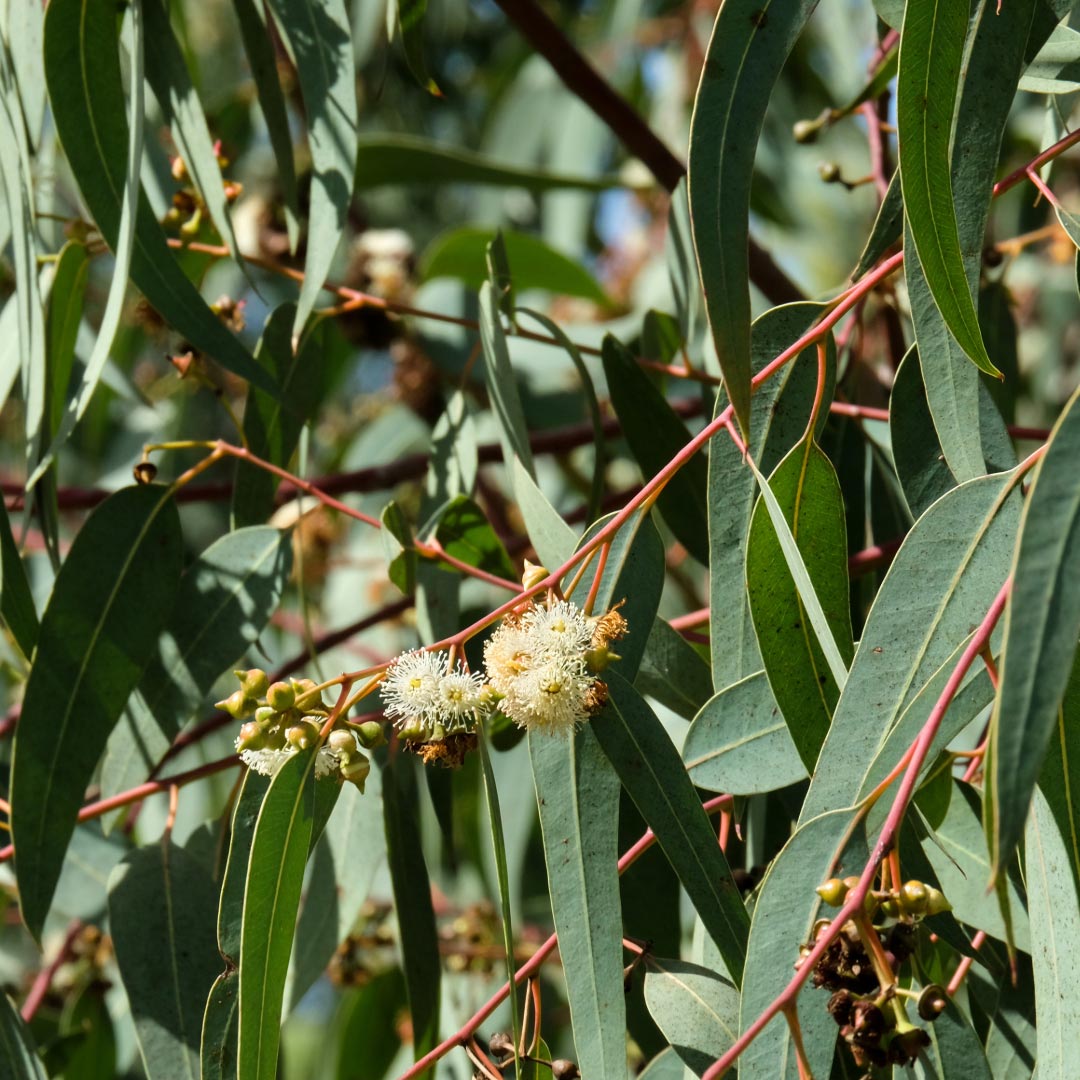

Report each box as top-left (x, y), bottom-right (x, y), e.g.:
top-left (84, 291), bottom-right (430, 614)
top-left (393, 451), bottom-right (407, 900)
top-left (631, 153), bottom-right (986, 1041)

top-left (917, 984), bottom-right (948, 1021)
top-left (133, 461), bottom-right (158, 485)
top-left (551, 1061), bottom-right (580, 1080)
top-left (827, 988), bottom-right (855, 1026)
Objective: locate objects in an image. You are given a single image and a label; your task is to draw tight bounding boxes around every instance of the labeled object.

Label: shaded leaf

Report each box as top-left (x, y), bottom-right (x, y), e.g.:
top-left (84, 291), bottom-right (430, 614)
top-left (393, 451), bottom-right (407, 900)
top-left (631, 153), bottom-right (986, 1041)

top-left (1020, 23), bottom-right (1080, 93)
top-left (432, 496), bottom-right (516, 582)
top-left (636, 619), bottom-right (713, 722)
top-left (0, 993), bottom-right (47, 1080)
top-left (853, 168), bottom-right (902, 280)
top-left (481, 283), bottom-right (534, 479)
top-left (109, 841), bottom-right (221, 1080)
top-left (595, 673), bottom-right (749, 983)
top-left (689, 0), bottom-right (819, 433)
top-left (602, 335), bottom-right (709, 565)
top-left (914, 999), bottom-right (993, 1080)
top-left (11, 486), bottom-right (183, 940)
top-left (0, 494), bottom-right (37, 660)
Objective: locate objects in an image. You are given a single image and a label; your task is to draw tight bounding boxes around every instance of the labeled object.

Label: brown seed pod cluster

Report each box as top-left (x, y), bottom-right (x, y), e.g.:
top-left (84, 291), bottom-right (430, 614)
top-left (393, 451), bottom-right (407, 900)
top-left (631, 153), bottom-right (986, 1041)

top-left (797, 876), bottom-right (951, 1072)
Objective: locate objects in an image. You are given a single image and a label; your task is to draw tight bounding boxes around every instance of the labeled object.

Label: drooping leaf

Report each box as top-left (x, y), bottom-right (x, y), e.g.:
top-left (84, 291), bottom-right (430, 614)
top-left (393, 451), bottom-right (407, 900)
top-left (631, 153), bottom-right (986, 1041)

top-left (746, 435), bottom-right (854, 768)
top-left (392, 0), bottom-right (438, 94)
top-left (11, 486), bottom-right (183, 940)
top-left (42, 0), bottom-right (273, 400)
top-left (233, 306), bottom-right (328, 527)
top-left (0, 993), bottom-right (47, 1080)
top-left (237, 749), bottom-right (323, 1080)
top-left (801, 470), bottom-right (1020, 823)
top-left (1038, 653), bottom-right (1080, 899)
top-left (265, 0), bottom-right (358, 334)
top-left (530, 725), bottom-right (627, 1080)
top-left (643, 956), bottom-right (738, 1076)
top-left (422, 228), bottom-right (610, 306)
top-left (595, 673), bottom-right (750, 984)
top-left (1024, 789), bottom-right (1080, 1080)
top-left (853, 168), bottom-right (903, 280)
top-left (382, 753), bottom-right (441, 1077)
top-left (987, 380), bottom-right (1080, 877)
top-left (689, 0), bottom-right (819, 434)
top-left (100, 525), bottom-right (293, 808)
top-left (109, 841), bottom-right (221, 1080)
top-left (896, 0), bottom-right (1004, 379)
top-left (512, 457), bottom-right (577, 571)
top-left (44, 242), bottom-right (89, 438)
top-left (5, 0), bottom-right (45, 149)
top-left (233, 0), bottom-right (300, 250)
top-left (353, 134), bottom-right (626, 192)
top-left (480, 282), bottom-right (534, 480)
top-left (708, 303), bottom-right (832, 692)
top-left (683, 670), bottom-right (807, 795)
top-left (602, 335), bottom-right (709, 565)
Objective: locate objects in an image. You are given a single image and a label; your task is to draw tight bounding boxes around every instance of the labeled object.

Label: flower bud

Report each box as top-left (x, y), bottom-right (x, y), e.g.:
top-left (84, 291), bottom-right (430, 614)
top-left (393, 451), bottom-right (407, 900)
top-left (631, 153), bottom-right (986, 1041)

top-left (521, 559), bottom-right (548, 590)
top-left (132, 461), bottom-right (158, 485)
top-left (341, 754), bottom-right (370, 791)
top-left (924, 885), bottom-right (951, 915)
top-left (216, 689), bottom-right (257, 720)
top-left (267, 681), bottom-right (296, 712)
top-left (818, 161), bottom-right (841, 183)
top-left (236, 721), bottom-right (264, 751)
top-left (551, 1062), bottom-right (580, 1080)
top-left (899, 880), bottom-right (929, 915)
top-left (235, 668), bottom-right (269, 699)
top-left (816, 878), bottom-right (848, 907)
top-left (793, 118), bottom-right (821, 143)
top-left (254, 705), bottom-right (276, 725)
top-left (488, 1033), bottom-right (514, 1059)
top-left (398, 722), bottom-right (426, 742)
top-left (355, 720), bottom-right (386, 749)
top-left (328, 729), bottom-right (355, 754)
top-left (583, 645), bottom-right (621, 672)
top-left (285, 721), bottom-right (318, 749)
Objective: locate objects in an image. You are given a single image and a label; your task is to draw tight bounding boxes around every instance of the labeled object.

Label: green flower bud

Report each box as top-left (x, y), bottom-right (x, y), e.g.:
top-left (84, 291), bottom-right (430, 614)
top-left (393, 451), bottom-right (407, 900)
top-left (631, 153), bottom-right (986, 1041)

top-left (899, 881), bottom-right (929, 915)
top-left (285, 721), bottom-right (318, 750)
top-left (267, 681), bottom-right (296, 712)
top-left (793, 118), bottom-right (821, 144)
top-left (328, 729), bottom-right (356, 754)
top-left (254, 705), bottom-right (276, 725)
top-left (236, 721), bottom-right (264, 751)
top-left (235, 668), bottom-right (269, 698)
top-left (816, 878), bottom-right (848, 907)
top-left (584, 645), bottom-right (622, 672)
top-left (341, 754), bottom-right (371, 791)
top-left (521, 559), bottom-right (548, 590)
top-left (355, 720), bottom-right (386, 749)
top-left (398, 722), bottom-right (426, 742)
top-left (924, 886), bottom-right (951, 916)
top-left (216, 689), bottom-right (257, 720)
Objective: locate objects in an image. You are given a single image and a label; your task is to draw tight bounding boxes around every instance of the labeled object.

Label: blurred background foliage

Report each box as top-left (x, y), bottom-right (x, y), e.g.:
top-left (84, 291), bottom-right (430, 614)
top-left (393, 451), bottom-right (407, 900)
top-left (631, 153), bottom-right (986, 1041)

top-left (0, 0), bottom-right (1079, 1076)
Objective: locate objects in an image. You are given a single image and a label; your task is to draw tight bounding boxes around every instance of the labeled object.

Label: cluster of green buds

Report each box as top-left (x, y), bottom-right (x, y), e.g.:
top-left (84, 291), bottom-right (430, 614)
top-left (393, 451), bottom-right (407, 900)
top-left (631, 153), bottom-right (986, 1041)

top-left (797, 876), bottom-right (952, 1073)
top-left (220, 668), bottom-right (384, 789)
top-left (163, 143), bottom-right (242, 238)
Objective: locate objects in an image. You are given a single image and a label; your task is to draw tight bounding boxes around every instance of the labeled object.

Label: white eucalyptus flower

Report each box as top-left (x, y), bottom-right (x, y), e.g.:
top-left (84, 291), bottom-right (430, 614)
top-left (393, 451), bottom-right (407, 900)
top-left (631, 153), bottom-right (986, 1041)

top-left (382, 649), bottom-right (446, 727)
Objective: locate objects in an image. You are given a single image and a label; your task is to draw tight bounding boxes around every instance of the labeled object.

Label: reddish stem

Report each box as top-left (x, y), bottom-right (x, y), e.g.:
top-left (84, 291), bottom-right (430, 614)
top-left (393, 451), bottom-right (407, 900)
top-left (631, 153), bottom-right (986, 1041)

top-left (21, 919), bottom-right (83, 1020)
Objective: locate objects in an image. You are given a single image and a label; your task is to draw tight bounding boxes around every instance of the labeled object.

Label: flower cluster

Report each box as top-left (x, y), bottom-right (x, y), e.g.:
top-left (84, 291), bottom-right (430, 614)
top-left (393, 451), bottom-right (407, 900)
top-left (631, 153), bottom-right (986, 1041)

top-left (379, 594), bottom-right (627, 752)
top-left (221, 669), bottom-right (383, 788)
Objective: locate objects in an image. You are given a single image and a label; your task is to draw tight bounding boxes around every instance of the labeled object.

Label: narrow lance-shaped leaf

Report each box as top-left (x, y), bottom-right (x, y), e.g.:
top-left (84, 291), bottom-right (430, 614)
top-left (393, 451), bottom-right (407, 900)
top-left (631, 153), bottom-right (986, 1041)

top-left (0, 493), bottom-right (38, 660)
top-left (0, 994), bottom-right (47, 1080)
top-left (42, 0), bottom-right (274, 402)
top-left (265, 0), bottom-right (358, 335)
top-left (987, 380), bottom-right (1080, 878)
top-left (688, 0), bottom-right (819, 434)
top-left (109, 841), bottom-right (221, 1080)
top-left (11, 485), bottom-right (183, 940)
top-left (896, 0), bottom-right (1004, 379)
top-left (237, 749), bottom-right (322, 1080)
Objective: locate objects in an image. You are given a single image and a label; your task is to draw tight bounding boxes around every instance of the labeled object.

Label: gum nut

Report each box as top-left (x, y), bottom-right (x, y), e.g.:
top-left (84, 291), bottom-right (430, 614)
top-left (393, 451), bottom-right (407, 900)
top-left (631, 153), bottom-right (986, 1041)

top-left (236, 668), bottom-right (269, 698)
top-left (267, 681), bottom-right (296, 711)
top-left (132, 461), bottom-right (158, 486)
top-left (236, 721), bottom-right (263, 750)
top-left (285, 724), bottom-right (312, 750)
top-left (254, 706), bottom-right (276, 725)
top-left (899, 881), bottom-right (929, 915)
top-left (917, 984), bottom-right (948, 1021)
top-left (328, 729), bottom-right (355, 753)
top-left (793, 118), bottom-right (819, 143)
top-left (816, 878), bottom-right (848, 906)
top-left (551, 1062), bottom-right (580, 1080)
top-left (356, 720), bottom-right (387, 748)
top-left (488, 1033), bottom-right (514, 1057)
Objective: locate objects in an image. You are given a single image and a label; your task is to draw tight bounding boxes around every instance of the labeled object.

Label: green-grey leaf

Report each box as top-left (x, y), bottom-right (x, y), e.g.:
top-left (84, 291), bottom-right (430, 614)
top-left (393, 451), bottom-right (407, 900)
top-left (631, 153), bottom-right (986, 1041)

top-left (746, 436), bottom-right (853, 767)
top-left (636, 619), bottom-right (713, 722)
top-left (689, 0), bottom-right (819, 433)
top-left (684, 670), bottom-right (807, 795)
top-left (802, 470), bottom-right (1019, 823)
top-left (988, 381), bottom-right (1080, 877)
top-left (1025, 789), bottom-right (1080, 1080)
top-left (1020, 23), bottom-right (1080, 94)
top-left (265, 0), bottom-right (357, 334)
top-left (913, 999), bottom-right (993, 1080)
top-left (595, 673), bottom-right (749, 983)
top-left (0, 993), bottom-right (47, 1080)
top-left (531, 725), bottom-right (627, 1078)
top-left (481, 282), bottom-right (535, 480)
top-left (109, 841), bottom-right (221, 1080)
top-left (708, 303), bottom-right (832, 691)
top-left (237, 748), bottom-right (322, 1080)
top-left (853, 168), bottom-right (902, 280)
top-left (100, 525), bottom-right (293, 808)
top-left (896, 0), bottom-right (1002, 378)
top-left (512, 458), bottom-right (577, 570)
top-left (422, 228), bottom-right (610, 306)
top-left (42, 0), bottom-right (273, 397)
top-left (354, 134), bottom-right (627, 192)
top-left (432, 495), bottom-right (517, 582)
top-left (11, 486), bottom-right (183, 940)
top-left (643, 956), bottom-right (738, 1076)
top-left (0, 494), bottom-right (37, 660)
top-left (738, 808), bottom-right (866, 1079)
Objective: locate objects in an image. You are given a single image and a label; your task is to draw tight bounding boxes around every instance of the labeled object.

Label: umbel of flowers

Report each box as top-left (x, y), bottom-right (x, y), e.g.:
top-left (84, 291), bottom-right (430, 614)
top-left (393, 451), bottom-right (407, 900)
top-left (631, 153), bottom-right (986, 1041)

top-left (221, 669), bottom-right (383, 786)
